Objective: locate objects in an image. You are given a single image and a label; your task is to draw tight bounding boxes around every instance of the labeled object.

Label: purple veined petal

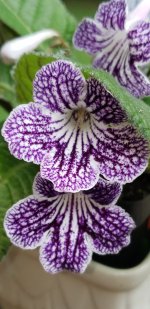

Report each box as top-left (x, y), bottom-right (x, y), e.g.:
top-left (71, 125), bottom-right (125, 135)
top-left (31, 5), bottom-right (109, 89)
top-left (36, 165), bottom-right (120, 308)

top-left (94, 124), bottom-right (149, 184)
top-left (41, 146), bottom-right (100, 193)
top-left (84, 177), bottom-right (122, 206)
top-left (73, 18), bottom-right (103, 54)
top-left (92, 31), bottom-right (130, 78)
top-left (40, 232), bottom-right (92, 274)
top-left (94, 51), bottom-right (150, 99)
top-left (4, 196), bottom-right (61, 249)
top-left (86, 204), bottom-right (135, 254)
top-left (1, 103), bottom-right (52, 164)
top-left (85, 78), bottom-right (128, 124)
top-left (40, 193), bottom-right (92, 273)
top-left (113, 49), bottom-right (150, 97)
top-left (128, 21), bottom-right (150, 64)
top-left (95, 0), bottom-right (127, 31)
top-left (33, 172), bottom-right (62, 200)
top-left (124, 62), bottom-right (150, 98)
top-left (73, 18), bottom-right (126, 58)
top-left (33, 60), bottom-right (87, 112)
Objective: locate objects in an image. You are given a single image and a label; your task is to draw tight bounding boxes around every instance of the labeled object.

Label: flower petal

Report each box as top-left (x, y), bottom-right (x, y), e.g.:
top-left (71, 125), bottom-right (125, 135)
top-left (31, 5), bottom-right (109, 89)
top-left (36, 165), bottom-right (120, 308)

top-left (73, 18), bottom-right (103, 54)
top-left (94, 125), bottom-right (149, 183)
top-left (33, 60), bottom-right (86, 112)
top-left (86, 204), bottom-right (135, 254)
top-left (122, 64), bottom-right (150, 98)
top-left (128, 21), bottom-right (150, 64)
top-left (40, 194), bottom-right (92, 273)
top-left (85, 78), bottom-right (127, 124)
top-left (33, 172), bottom-right (62, 199)
top-left (84, 177), bottom-right (122, 206)
top-left (95, 0), bottom-right (126, 30)
top-left (94, 47), bottom-right (150, 98)
top-left (1, 103), bottom-right (52, 164)
top-left (40, 232), bottom-right (91, 273)
top-left (41, 146), bottom-right (99, 193)
top-left (4, 196), bottom-right (60, 249)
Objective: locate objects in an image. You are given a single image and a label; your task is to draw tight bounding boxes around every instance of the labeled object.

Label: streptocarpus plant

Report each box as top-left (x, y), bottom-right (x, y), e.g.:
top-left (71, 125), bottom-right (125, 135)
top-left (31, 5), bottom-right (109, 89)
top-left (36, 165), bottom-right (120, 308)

top-left (73, 0), bottom-right (150, 97)
top-left (0, 0), bottom-right (150, 274)
top-left (1, 58), bottom-right (150, 273)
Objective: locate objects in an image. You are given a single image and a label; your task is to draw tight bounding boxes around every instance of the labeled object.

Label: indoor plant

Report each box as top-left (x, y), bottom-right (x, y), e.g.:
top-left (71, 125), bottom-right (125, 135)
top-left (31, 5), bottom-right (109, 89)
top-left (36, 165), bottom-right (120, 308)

top-left (0, 0), bottom-right (150, 308)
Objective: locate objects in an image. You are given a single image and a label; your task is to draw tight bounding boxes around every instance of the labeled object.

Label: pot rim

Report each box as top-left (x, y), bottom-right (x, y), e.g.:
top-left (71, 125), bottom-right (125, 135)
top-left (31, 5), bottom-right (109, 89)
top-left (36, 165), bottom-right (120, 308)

top-left (78, 253), bottom-right (150, 291)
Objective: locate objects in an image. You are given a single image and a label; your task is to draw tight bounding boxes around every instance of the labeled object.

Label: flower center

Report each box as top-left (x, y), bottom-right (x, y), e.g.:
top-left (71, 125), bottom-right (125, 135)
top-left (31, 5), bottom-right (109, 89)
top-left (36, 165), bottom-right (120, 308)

top-left (72, 108), bottom-right (90, 128)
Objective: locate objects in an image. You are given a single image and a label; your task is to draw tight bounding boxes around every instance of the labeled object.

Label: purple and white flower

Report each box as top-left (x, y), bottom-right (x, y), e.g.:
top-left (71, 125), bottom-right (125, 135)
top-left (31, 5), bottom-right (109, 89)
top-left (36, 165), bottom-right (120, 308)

top-left (73, 0), bottom-right (150, 98)
top-left (4, 173), bottom-right (135, 273)
top-left (2, 60), bottom-right (149, 192)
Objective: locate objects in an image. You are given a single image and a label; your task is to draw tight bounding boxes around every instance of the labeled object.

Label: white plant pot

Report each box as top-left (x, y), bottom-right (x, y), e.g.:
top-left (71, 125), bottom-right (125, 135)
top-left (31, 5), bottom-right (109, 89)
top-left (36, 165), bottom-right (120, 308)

top-left (0, 246), bottom-right (149, 309)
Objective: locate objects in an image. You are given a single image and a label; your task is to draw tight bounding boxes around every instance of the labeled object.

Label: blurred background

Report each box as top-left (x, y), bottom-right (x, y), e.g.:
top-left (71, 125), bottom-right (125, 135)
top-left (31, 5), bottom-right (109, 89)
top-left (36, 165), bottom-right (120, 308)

top-left (63, 0), bottom-right (101, 20)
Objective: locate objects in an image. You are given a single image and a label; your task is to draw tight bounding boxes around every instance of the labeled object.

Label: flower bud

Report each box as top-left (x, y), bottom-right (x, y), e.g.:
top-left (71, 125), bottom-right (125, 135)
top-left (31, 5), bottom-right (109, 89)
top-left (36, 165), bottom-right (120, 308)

top-left (0, 29), bottom-right (59, 64)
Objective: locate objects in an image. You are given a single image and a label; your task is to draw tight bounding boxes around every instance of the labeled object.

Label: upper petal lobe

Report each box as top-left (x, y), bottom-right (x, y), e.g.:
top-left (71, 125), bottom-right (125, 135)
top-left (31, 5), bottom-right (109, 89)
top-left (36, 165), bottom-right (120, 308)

top-left (33, 60), bottom-right (87, 112)
top-left (95, 0), bottom-right (126, 30)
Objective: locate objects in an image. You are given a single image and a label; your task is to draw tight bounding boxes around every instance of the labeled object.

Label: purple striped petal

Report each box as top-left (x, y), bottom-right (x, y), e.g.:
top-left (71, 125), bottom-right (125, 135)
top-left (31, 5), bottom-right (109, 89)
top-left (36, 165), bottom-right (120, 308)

top-left (85, 78), bottom-right (127, 124)
top-left (4, 175), bottom-right (135, 273)
top-left (95, 0), bottom-right (126, 30)
top-left (1, 103), bottom-right (52, 164)
top-left (40, 231), bottom-right (92, 273)
top-left (84, 178), bottom-right (122, 206)
top-left (41, 147), bottom-right (99, 192)
top-left (73, 19), bottom-right (103, 54)
top-left (95, 125), bottom-right (149, 183)
top-left (86, 205), bottom-right (135, 254)
top-left (33, 172), bottom-right (62, 199)
top-left (94, 53), bottom-right (150, 98)
top-left (128, 21), bottom-right (150, 64)
top-left (32, 192), bottom-right (91, 273)
top-left (33, 60), bottom-right (87, 112)
top-left (4, 196), bottom-right (59, 249)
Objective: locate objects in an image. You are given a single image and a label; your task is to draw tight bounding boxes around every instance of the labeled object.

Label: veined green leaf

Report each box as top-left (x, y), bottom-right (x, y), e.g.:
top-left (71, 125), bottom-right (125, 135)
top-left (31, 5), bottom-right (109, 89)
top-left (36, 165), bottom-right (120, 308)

top-left (0, 0), bottom-right (76, 42)
top-left (0, 134), bottom-right (39, 259)
top-left (14, 53), bottom-right (150, 140)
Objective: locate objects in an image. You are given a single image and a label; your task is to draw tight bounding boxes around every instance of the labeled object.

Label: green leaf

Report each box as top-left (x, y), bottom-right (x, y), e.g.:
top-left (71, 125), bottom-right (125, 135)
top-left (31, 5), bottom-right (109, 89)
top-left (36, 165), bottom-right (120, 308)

top-left (143, 96), bottom-right (150, 107)
top-left (0, 133), bottom-right (39, 259)
top-left (14, 53), bottom-right (56, 103)
top-left (0, 60), bottom-right (17, 107)
top-left (0, 0), bottom-right (76, 42)
top-left (0, 105), bottom-right (9, 121)
top-left (15, 53), bottom-right (150, 140)
top-left (0, 21), bottom-right (16, 45)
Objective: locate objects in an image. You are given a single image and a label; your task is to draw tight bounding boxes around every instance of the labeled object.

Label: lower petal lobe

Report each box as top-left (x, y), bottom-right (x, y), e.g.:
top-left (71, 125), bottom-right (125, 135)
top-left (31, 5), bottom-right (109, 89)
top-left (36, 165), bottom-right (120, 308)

top-left (40, 193), bottom-right (92, 273)
top-left (128, 21), bottom-right (150, 64)
top-left (4, 196), bottom-right (59, 249)
top-left (86, 204), bottom-right (135, 254)
top-left (40, 230), bottom-right (92, 273)
top-left (41, 145), bottom-right (99, 193)
top-left (95, 125), bottom-right (149, 183)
